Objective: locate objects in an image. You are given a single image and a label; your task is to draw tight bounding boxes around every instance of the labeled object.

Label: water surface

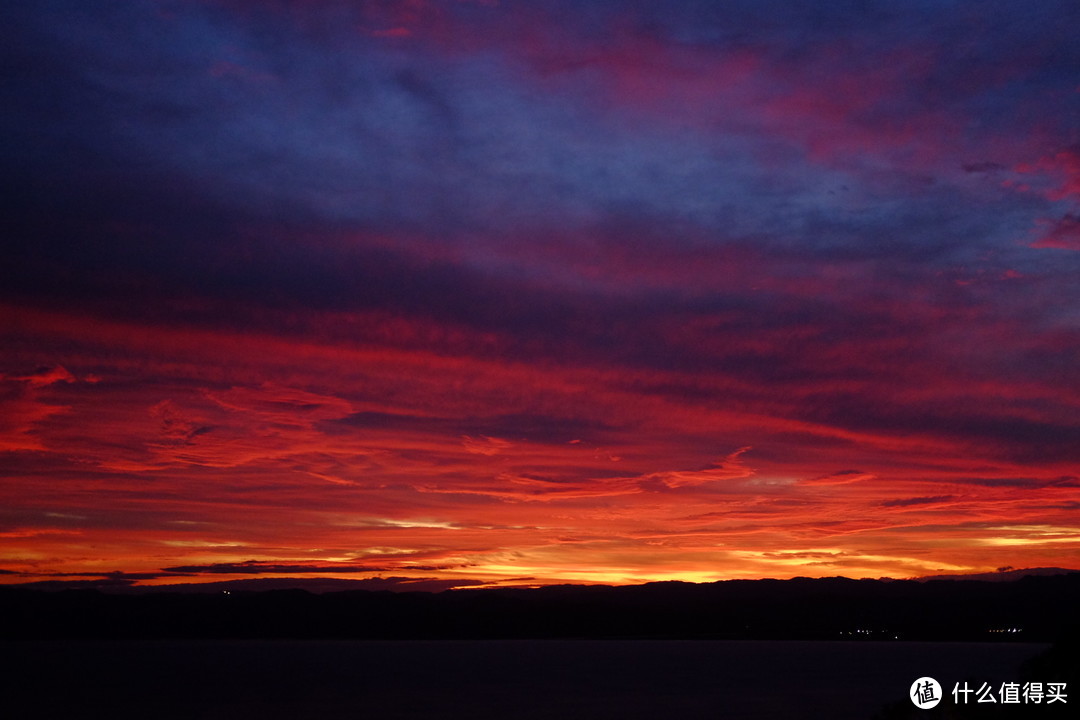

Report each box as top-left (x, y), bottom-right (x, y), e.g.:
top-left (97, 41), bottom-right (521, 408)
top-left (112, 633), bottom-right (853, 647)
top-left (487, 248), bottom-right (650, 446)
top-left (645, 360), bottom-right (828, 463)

top-left (9, 639), bottom-right (1047, 719)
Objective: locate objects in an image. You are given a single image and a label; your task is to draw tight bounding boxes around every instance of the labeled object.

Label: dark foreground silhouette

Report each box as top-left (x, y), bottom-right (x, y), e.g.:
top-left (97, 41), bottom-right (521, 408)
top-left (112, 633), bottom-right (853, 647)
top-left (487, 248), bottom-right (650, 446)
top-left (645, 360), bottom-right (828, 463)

top-left (3, 573), bottom-right (1078, 641)
top-left (4, 575), bottom-right (1077, 719)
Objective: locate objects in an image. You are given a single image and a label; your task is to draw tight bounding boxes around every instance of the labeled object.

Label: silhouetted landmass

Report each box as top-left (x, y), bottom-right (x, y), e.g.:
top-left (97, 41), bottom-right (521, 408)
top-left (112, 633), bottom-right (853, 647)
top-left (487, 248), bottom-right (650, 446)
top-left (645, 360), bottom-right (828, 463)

top-left (3, 573), bottom-right (1079, 642)
top-left (914, 567), bottom-right (1080, 582)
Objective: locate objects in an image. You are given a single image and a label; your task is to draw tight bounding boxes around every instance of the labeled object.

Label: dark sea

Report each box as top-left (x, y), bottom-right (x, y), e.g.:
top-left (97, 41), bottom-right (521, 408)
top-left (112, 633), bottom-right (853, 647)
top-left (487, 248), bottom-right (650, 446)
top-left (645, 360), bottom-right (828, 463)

top-left (6, 639), bottom-right (1052, 719)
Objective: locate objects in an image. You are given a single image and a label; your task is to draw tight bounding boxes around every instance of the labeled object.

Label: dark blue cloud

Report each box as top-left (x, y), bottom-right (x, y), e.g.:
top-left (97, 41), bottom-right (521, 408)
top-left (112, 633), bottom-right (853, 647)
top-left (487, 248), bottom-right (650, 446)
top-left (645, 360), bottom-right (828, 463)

top-left (5, 1), bottom-right (1076, 270)
top-left (2, 0), bottom-right (1077, 472)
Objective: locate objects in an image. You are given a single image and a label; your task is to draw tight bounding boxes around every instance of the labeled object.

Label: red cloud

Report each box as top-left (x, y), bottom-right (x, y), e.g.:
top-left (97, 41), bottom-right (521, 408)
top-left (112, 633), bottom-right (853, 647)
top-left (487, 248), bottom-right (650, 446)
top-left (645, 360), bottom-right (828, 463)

top-left (1031, 214), bottom-right (1080, 251)
top-left (1016, 147), bottom-right (1080, 201)
top-left (800, 471), bottom-right (875, 487)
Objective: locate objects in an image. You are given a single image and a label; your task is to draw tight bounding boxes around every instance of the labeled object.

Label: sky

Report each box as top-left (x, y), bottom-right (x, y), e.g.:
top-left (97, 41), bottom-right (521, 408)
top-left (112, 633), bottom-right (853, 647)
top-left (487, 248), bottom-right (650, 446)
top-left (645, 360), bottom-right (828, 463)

top-left (2, 0), bottom-right (1078, 590)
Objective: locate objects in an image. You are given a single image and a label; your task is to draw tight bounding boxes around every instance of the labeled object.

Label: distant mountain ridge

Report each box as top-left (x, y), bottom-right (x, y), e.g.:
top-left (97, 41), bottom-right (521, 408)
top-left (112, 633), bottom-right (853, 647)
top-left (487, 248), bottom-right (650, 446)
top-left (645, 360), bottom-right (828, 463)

top-left (914, 566), bottom-right (1080, 582)
top-left (4, 572), bottom-right (1080, 642)
top-left (5, 566), bottom-right (1078, 595)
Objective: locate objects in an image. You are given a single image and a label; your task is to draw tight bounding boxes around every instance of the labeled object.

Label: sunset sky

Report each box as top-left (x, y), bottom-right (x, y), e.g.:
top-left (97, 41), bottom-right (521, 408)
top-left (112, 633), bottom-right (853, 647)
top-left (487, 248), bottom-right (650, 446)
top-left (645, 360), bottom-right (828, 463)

top-left (2, 0), bottom-right (1078, 590)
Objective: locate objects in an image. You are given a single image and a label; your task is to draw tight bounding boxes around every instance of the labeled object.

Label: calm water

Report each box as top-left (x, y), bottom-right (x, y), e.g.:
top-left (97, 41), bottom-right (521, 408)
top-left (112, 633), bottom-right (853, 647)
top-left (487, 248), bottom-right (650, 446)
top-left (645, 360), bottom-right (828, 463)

top-left (6, 639), bottom-right (1049, 719)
